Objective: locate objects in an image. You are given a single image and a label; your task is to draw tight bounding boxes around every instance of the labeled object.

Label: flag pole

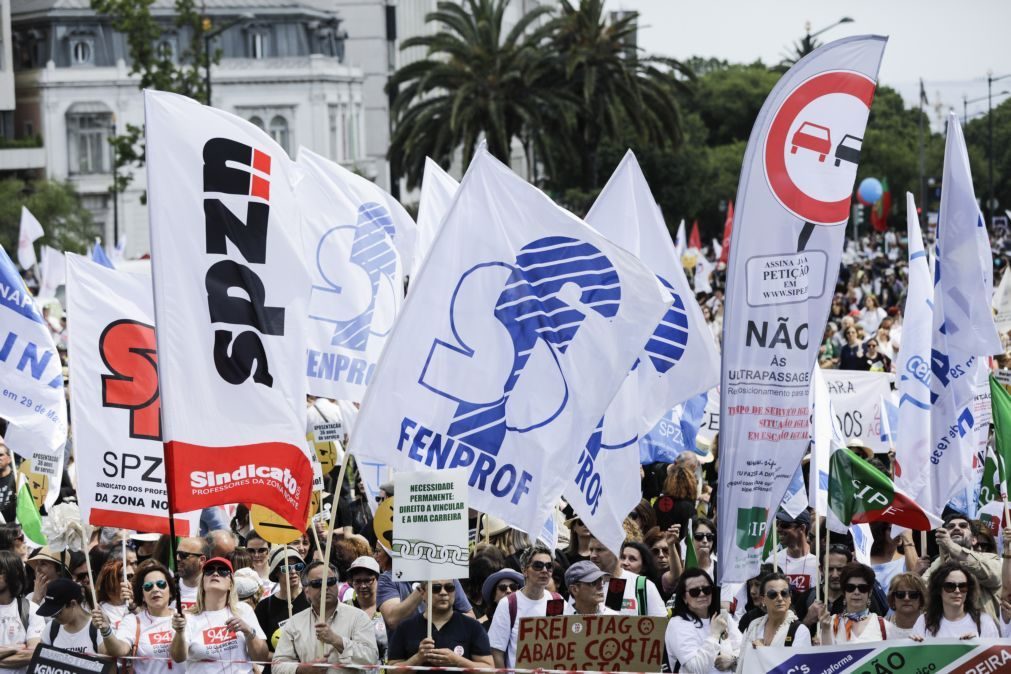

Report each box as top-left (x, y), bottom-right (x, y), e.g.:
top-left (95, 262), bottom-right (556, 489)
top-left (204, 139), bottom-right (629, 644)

top-left (284, 557), bottom-right (293, 622)
top-left (814, 511), bottom-right (821, 603)
top-left (426, 582), bottom-right (434, 641)
top-left (771, 524), bottom-right (778, 573)
top-left (317, 450), bottom-right (351, 658)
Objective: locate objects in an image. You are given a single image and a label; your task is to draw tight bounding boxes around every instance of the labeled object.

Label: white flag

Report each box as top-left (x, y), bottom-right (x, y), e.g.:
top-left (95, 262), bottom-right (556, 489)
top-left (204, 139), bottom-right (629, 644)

top-left (66, 254), bottom-right (199, 535)
top-left (568, 151), bottom-right (720, 552)
top-left (717, 36), bottom-right (887, 583)
top-left (17, 207), bottom-right (44, 270)
top-left (38, 246), bottom-right (66, 301)
top-left (674, 219), bottom-right (687, 258)
top-left (350, 148), bottom-right (673, 535)
top-left (694, 254), bottom-right (715, 294)
top-left (0, 244), bottom-right (66, 509)
top-left (413, 158), bottom-right (460, 277)
top-left (145, 90), bottom-right (314, 529)
top-left (297, 147), bottom-right (405, 403)
top-left (809, 365), bottom-right (843, 516)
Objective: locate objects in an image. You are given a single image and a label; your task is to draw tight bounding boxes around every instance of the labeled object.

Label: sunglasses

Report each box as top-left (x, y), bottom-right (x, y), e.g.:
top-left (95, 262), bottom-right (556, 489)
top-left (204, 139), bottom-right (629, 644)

top-left (892, 590), bottom-right (922, 600)
top-left (203, 567), bottom-right (231, 578)
top-left (247, 547), bottom-right (269, 555)
top-left (307, 577), bottom-right (338, 589)
top-left (686, 586), bottom-right (713, 598)
top-left (143, 580), bottom-right (168, 592)
top-left (497, 583), bottom-right (519, 593)
top-left (844, 583), bottom-right (870, 594)
top-left (765, 589), bottom-right (790, 600)
top-left (176, 551), bottom-right (203, 561)
top-left (693, 533), bottom-right (715, 542)
top-left (75, 572), bottom-right (90, 583)
top-left (942, 582), bottom-right (969, 594)
top-left (280, 562), bottom-right (305, 573)
top-left (528, 561), bottom-right (552, 571)
top-left (430, 583), bottom-right (456, 594)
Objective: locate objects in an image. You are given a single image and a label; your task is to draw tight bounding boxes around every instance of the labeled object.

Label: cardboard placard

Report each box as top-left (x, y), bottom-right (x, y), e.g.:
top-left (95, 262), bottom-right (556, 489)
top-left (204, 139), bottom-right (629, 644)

top-left (516, 615), bottom-right (667, 672)
top-left (27, 644), bottom-right (116, 674)
top-left (392, 469), bottom-right (468, 581)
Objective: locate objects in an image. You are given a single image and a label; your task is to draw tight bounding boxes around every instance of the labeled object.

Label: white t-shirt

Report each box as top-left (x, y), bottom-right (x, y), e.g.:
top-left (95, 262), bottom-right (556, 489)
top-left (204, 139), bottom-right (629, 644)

top-left (772, 551), bottom-right (819, 594)
top-left (488, 591), bottom-right (574, 668)
top-left (41, 618), bottom-right (98, 655)
top-left (0, 599), bottom-right (44, 674)
top-left (871, 557), bottom-right (906, 595)
top-left (178, 581), bottom-right (198, 612)
top-left (99, 602), bottom-right (131, 631)
top-left (604, 572), bottom-right (666, 617)
top-left (117, 610), bottom-right (186, 674)
top-left (665, 615), bottom-right (742, 674)
top-left (184, 603), bottom-right (266, 674)
top-left (911, 613), bottom-right (1000, 639)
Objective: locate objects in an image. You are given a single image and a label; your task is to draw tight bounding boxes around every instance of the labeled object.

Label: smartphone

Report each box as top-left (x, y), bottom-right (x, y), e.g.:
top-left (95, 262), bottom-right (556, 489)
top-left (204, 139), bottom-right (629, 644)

top-left (546, 598), bottom-right (564, 616)
top-left (605, 577), bottom-right (627, 612)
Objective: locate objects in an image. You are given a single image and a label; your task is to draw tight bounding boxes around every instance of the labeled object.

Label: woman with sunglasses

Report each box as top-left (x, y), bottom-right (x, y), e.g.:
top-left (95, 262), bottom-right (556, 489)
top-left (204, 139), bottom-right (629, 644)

top-left (97, 562), bottom-right (176, 674)
top-left (170, 557), bottom-right (268, 674)
top-left (819, 563), bottom-right (892, 644)
top-left (738, 572), bottom-right (809, 671)
top-left (665, 568), bottom-right (740, 673)
top-left (244, 532), bottom-right (274, 595)
top-left (255, 546), bottom-right (308, 661)
top-left (479, 569), bottom-right (523, 633)
top-left (911, 561), bottom-right (999, 640)
top-left (886, 573), bottom-right (927, 639)
top-left (692, 519), bottom-right (718, 581)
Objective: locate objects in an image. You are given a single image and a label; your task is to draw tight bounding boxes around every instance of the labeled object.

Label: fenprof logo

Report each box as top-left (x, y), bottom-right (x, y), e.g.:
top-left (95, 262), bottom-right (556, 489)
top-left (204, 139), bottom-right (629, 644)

top-left (100, 319), bottom-right (161, 440)
top-left (202, 138), bottom-right (284, 388)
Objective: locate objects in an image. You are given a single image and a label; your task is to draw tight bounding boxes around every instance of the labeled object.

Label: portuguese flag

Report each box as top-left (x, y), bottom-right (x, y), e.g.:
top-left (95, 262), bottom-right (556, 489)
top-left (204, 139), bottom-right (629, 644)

top-left (828, 447), bottom-right (941, 530)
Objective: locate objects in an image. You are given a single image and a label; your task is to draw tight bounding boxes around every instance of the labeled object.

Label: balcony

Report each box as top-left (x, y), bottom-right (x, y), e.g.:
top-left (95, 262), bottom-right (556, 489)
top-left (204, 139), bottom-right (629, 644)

top-left (0, 135), bottom-right (45, 171)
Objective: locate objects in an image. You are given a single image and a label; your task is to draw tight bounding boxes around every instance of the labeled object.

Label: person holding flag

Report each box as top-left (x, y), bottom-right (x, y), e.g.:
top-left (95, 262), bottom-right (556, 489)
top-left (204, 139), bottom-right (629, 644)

top-left (921, 514), bottom-right (1001, 623)
top-left (665, 568), bottom-right (740, 674)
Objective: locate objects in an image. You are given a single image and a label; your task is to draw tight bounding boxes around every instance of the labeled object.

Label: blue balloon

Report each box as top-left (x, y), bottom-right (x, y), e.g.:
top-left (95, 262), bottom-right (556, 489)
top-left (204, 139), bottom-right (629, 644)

top-left (858, 177), bottom-right (883, 205)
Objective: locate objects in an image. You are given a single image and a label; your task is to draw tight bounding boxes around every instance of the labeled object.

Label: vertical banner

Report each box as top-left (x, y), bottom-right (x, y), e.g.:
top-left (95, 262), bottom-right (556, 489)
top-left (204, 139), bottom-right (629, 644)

top-left (297, 148), bottom-right (405, 403)
top-left (65, 254), bottom-right (199, 535)
top-left (392, 469), bottom-right (468, 581)
top-left (718, 36), bottom-right (887, 583)
top-left (144, 91), bottom-right (314, 529)
top-left (350, 149), bottom-right (672, 535)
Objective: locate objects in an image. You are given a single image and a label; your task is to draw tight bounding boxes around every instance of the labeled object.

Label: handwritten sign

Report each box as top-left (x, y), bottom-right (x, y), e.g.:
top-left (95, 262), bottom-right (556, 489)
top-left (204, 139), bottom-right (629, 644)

top-left (516, 615), bottom-right (667, 672)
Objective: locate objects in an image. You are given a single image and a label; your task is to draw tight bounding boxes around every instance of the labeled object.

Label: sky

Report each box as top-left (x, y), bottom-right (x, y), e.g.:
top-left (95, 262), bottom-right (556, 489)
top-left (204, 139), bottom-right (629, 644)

top-left (610, 0), bottom-right (1011, 130)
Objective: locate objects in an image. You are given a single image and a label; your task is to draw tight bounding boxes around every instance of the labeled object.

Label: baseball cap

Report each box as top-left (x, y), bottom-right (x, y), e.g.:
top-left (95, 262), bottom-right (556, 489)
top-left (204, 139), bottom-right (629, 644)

top-left (775, 509), bottom-right (811, 526)
top-left (347, 556), bottom-right (380, 576)
top-left (564, 561), bottom-right (608, 588)
top-left (36, 578), bottom-right (83, 617)
top-left (202, 557), bottom-right (233, 572)
top-left (233, 568), bottom-right (262, 600)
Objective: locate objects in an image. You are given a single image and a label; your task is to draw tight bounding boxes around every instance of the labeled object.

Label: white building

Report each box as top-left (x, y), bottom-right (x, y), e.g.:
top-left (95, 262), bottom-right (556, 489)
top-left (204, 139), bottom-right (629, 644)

top-left (7, 0), bottom-right (366, 258)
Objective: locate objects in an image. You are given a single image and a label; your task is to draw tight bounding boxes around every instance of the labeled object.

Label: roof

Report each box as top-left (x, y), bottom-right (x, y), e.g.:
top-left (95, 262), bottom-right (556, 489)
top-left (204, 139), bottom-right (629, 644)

top-left (13, 0), bottom-right (339, 20)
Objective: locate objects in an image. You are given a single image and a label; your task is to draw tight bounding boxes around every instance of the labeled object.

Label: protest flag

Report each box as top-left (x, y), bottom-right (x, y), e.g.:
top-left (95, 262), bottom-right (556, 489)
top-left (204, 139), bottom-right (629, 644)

top-left (144, 90), bottom-right (314, 530)
top-left (16, 473), bottom-right (45, 545)
top-left (349, 147), bottom-right (673, 536)
top-left (674, 220), bottom-right (687, 257)
top-left (412, 158), bottom-right (460, 277)
top-left (17, 206), bottom-right (43, 270)
top-left (719, 200), bottom-right (733, 265)
top-left (571, 151), bottom-right (720, 552)
top-left (976, 432), bottom-right (1006, 537)
top-left (684, 523), bottom-right (699, 569)
top-left (688, 220), bottom-right (701, 251)
top-left (38, 246), bottom-right (66, 301)
top-left (828, 447), bottom-right (940, 530)
top-left (639, 393), bottom-right (708, 464)
top-left (870, 178), bottom-right (890, 232)
top-left (296, 148), bottom-right (406, 404)
top-left (717, 36), bottom-right (886, 583)
top-left (90, 241), bottom-right (115, 269)
top-left (989, 374), bottom-right (1011, 525)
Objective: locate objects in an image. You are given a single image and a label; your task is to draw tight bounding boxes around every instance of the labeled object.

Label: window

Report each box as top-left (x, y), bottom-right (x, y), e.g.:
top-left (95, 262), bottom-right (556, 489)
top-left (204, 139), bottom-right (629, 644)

top-left (71, 39), bottom-right (94, 66)
top-left (248, 116), bottom-right (265, 130)
top-left (269, 115), bottom-right (289, 153)
top-left (156, 37), bottom-right (177, 63)
top-left (347, 106), bottom-right (360, 161)
top-left (250, 32), bottom-right (266, 59)
top-left (66, 105), bottom-right (112, 174)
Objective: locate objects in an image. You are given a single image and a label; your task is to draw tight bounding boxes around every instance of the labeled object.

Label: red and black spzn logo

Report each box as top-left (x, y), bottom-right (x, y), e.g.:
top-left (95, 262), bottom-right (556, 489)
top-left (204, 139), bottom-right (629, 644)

top-left (99, 319), bottom-right (161, 440)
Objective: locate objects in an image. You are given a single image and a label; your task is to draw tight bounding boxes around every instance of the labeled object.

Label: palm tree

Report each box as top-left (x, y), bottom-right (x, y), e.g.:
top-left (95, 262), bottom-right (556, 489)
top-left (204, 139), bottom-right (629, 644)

top-left (544, 0), bottom-right (693, 191)
top-left (386, 0), bottom-right (570, 189)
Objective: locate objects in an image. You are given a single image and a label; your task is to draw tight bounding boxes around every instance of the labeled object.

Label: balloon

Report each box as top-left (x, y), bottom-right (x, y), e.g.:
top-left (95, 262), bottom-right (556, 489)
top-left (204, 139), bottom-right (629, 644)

top-left (855, 192), bottom-right (870, 207)
top-left (858, 177), bottom-right (883, 205)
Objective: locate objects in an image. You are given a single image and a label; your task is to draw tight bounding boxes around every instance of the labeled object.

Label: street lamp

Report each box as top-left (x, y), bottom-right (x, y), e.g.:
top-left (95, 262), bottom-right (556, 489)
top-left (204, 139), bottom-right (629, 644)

top-left (988, 71), bottom-right (1011, 223)
top-left (965, 90), bottom-right (1009, 129)
top-left (806, 16), bottom-right (854, 41)
top-left (203, 13), bottom-right (255, 105)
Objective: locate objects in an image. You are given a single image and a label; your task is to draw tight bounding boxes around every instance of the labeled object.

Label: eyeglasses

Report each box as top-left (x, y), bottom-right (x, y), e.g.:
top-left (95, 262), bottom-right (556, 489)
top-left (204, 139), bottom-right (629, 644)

top-left (942, 582), bottom-right (969, 594)
top-left (844, 583), bottom-right (870, 594)
top-left (176, 551), bottom-right (203, 561)
top-left (203, 567), bottom-right (231, 578)
top-left (693, 533), bottom-right (715, 542)
top-left (651, 547), bottom-right (667, 557)
top-left (496, 583), bottom-right (519, 593)
top-left (944, 521), bottom-right (971, 531)
top-left (430, 583), bottom-right (456, 594)
top-left (143, 580), bottom-right (168, 592)
top-left (891, 590), bottom-right (922, 600)
top-left (528, 561), bottom-right (552, 571)
top-left (765, 589), bottom-right (790, 600)
top-left (247, 547), bottom-right (269, 555)
top-left (75, 573), bottom-right (90, 583)
top-left (350, 577), bottom-right (376, 586)
top-left (307, 577), bottom-right (338, 589)
top-left (686, 586), bottom-right (713, 598)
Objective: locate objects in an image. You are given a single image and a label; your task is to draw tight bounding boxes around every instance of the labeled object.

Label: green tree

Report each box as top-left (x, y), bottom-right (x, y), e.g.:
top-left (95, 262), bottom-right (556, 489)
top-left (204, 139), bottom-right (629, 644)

top-left (386, 0), bottom-right (567, 189)
top-left (0, 179), bottom-right (100, 256)
top-left (964, 97), bottom-right (1011, 220)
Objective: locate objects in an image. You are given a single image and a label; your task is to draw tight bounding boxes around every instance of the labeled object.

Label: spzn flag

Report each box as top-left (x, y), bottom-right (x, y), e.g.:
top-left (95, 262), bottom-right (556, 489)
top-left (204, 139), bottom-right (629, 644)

top-left (568, 151), bottom-right (720, 552)
top-left (0, 244), bottom-right (66, 508)
top-left (144, 91), bottom-right (314, 529)
top-left (297, 148), bottom-right (405, 403)
top-left (350, 148), bottom-right (673, 535)
top-left (65, 254), bottom-right (199, 535)
top-left (717, 36), bottom-right (887, 583)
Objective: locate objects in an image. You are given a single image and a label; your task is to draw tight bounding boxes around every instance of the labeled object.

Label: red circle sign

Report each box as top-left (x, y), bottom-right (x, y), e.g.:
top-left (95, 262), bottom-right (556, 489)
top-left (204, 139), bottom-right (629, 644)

top-left (763, 70), bottom-right (877, 225)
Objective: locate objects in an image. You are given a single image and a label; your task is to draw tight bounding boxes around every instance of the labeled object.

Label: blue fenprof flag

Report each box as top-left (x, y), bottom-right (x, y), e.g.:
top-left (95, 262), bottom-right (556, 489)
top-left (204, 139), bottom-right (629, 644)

top-left (639, 393), bottom-right (708, 464)
top-left (90, 242), bottom-right (115, 269)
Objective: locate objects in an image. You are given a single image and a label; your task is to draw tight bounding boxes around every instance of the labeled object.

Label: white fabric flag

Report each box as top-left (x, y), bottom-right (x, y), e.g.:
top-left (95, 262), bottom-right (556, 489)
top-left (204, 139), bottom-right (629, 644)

top-left (0, 244), bottom-right (66, 509)
top-left (694, 254), bottom-right (715, 294)
top-left (569, 150), bottom-right (720, 552)
top-left (712, 238), bottom-right (723, 261)
top-left (674, 219), bottom-right (687, 258)
top-left (412, 158), bottom-right (460, 277)
top-left (17, 207), bottom-right (44, 270)
top-left (38, 246), bottom-right (66, 301)
top-left (717, 36), bottom-right (887, 583)
top-left (144, 90), bottom-right (314, 529)
top-left (296, 147), bottom-right (405, 403)
top-left (65, 254), bottom-right (200, 535)
top-left (350, 148), bottom-right (673, 535)
top-left (993, 267), bottom-right (1011, 334)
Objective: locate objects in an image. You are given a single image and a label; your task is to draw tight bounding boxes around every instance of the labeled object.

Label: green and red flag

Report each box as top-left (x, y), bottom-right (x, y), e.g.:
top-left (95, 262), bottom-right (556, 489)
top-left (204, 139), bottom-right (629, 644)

top-left (828, 447), bottom-right (941, 530)
top-left (870, 177), bottom-right (891, 232)
top-left (990, 374), bottom-right (1011, 491)
top-left (684, 521), bottom-right (699, 569)
top-left (976, 440), bottom-right (1005, 536)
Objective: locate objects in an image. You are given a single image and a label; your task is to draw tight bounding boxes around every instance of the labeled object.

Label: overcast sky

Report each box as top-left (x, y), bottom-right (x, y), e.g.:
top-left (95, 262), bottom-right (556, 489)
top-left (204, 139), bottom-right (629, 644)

top-left (610, 0), bottom-right (1011, 130)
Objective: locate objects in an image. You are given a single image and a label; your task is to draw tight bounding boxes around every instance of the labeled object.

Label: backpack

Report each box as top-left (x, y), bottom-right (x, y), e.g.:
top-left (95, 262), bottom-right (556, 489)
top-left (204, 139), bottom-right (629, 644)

top-left (505, 590), bottom-right (563, 660)
top-left (15, 597), bottom-right (28, 635)
top-left (49, 620), bottom-right (100, 654)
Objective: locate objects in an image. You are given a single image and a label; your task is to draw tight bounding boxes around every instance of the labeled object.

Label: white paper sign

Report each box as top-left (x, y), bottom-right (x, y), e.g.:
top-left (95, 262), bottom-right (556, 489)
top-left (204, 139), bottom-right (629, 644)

top-left (392, 469), bottom-right (468, 581)
top-left (821, 370), bottom-right (892, 454)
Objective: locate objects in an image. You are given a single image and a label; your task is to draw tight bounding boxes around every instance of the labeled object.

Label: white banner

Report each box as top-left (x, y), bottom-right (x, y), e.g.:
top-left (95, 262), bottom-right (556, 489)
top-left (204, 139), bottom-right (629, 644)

top-left (145, 90), bottom-right (314, 528)
top-left (65, 254), bottom-right (200, 535)
top-left (350, 148), bottom-right (672, 535)
top-left (412, 158), bottom-right (459, 277)
top-left (568, 151), bottom-right (720, 552)
top-left (38, 246), bottom-right (65, 301)
top-left (994, 267), bottom-right (1011, 334)
top-left (297, 148), bottom-right (405, 403)
top-left (0, 244), bottom-right (66, 508)
top-left (821, 369), bottom-right (892, 454)
top-left (392, 469), bottom-right (468, 581)
top-left (717, 36), bottom-right (887, 583)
